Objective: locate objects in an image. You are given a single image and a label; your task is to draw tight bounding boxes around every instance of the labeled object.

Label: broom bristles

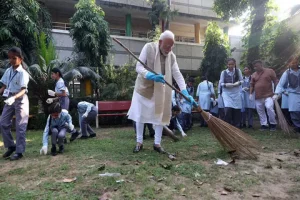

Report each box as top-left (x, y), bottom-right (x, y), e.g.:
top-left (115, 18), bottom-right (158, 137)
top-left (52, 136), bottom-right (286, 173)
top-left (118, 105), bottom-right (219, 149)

top-left (201, 111), bottom-right (260, 159)
top-left (274, 100), bottom-right (295, 136)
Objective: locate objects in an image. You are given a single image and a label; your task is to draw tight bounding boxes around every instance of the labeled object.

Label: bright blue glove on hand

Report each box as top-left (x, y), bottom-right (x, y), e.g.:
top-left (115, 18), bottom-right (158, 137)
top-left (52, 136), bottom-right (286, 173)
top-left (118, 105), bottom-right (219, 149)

top-left (181, 89), bottom-right (198, 107)
top-left (145, 72), bottom-right (165, 83)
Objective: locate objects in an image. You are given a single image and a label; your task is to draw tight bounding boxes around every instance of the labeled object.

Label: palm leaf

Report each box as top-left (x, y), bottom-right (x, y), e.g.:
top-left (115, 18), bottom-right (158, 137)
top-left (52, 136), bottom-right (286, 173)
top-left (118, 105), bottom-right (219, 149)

top-left (63, 68), bottom-right (83, 83)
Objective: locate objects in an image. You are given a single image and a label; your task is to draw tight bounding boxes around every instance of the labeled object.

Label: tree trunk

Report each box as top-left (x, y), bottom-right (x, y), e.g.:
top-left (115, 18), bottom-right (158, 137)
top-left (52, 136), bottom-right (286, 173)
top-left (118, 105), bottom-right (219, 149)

top-left (247, 0), bottom-right (268, 65)
top-left (164, 0), bottom-right (171, 30)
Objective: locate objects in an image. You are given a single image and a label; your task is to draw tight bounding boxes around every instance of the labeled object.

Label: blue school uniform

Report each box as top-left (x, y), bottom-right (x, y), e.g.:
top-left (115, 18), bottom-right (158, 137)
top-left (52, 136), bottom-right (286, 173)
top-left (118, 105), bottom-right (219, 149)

top-left (55, 78), bottom-right (70, 110)
top-left (0, 65), bottom-right (29, 154)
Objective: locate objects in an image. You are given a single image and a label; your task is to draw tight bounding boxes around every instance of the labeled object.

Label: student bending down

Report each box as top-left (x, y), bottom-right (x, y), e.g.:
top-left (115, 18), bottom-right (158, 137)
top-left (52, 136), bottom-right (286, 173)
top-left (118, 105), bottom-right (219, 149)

top-left (40, 102), bottom-right (78, 156)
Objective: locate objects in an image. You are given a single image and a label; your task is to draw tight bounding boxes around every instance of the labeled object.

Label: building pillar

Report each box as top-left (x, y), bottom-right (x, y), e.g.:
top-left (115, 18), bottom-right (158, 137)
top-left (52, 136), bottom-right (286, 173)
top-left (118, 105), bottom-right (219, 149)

top-left (194, 23), bottom-right (201, 44)
top-left (126, 14), bottom-right (132, 37)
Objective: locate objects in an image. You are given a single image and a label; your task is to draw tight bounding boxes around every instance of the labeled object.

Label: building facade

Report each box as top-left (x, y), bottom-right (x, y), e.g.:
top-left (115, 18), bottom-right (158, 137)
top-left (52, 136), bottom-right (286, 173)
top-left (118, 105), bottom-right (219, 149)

top-left (40, 0), bottom-right (244, 75)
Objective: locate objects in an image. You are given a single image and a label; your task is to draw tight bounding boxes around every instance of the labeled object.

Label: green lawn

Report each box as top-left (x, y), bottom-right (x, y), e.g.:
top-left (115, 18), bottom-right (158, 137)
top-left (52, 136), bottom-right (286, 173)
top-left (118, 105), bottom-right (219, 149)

top-left (1, 125), bottom-right (300, 200)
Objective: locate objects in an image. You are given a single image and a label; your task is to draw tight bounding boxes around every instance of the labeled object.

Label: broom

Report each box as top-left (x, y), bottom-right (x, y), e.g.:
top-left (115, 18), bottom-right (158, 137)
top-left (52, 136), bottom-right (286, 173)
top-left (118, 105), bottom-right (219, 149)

top-left (274, 99), bottom-right (295, 136)
top-left (113, 38), bottom-right (260, 159)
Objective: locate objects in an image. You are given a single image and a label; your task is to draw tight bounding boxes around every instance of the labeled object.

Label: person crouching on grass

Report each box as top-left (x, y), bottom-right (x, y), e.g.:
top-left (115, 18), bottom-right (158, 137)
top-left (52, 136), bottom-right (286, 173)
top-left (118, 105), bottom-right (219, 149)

top-left (40, 102), bottom-right (78, 156)
top-left (77, 101), bottom-right (97, 139)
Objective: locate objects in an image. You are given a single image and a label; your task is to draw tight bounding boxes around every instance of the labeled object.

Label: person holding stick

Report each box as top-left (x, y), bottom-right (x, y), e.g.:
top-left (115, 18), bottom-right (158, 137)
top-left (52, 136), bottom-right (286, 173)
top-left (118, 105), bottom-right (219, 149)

top-left (274, 56), bottom-right (300, 132)
top-left (219, 58), bottom-right (243, 128)
top-left (127, 30), bottom-right (195, 153)
top-left (250, 60), bottom-right (278, 131)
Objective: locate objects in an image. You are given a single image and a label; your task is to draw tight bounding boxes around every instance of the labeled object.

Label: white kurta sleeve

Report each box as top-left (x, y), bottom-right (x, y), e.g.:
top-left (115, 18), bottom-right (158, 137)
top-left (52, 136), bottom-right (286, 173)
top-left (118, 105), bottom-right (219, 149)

top-left (196, 84), bottom-right (200, 97)
top-left (136, 43), bottom-right (150, 78)
top-left (171, 56), bottom-right (186, 91)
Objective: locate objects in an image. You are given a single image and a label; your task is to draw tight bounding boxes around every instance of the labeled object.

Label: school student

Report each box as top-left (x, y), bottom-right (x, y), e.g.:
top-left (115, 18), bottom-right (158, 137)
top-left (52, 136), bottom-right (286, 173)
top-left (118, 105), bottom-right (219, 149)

top-left (219, 58), bottom-right (243, 128)
top-left (241, 66), bottom-right (256, 128)
top-left (177, 94), bottom-right (192, 131)
top-left (48, 68), bottom-right (70, 110)
top-left (168, 105), bottom-right (186, 137)
top-left (40, 102), bottom-right (76, 156)
top-left (0, 47), bottom-right (29, 161)
top-left (274, 56), bottom-right (300, 132)
top-left (196, 76), bottom-right (215, 127)
top-left (77, 101), bottom-right (97, 139)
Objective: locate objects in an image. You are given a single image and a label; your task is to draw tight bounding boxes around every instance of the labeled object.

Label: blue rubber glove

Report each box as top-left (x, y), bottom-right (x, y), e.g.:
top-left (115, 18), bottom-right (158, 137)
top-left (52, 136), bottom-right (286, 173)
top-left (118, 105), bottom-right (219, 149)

top-left (145, 72), bottom-right (165, 83)
top-left (181, 89), bottom-right (197, 107)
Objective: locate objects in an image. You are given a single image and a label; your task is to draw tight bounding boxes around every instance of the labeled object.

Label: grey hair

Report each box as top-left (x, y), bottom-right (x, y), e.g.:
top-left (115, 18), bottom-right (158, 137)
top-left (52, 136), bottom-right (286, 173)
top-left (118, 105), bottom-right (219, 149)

top-left (159, 30), bottom-right (175, 41)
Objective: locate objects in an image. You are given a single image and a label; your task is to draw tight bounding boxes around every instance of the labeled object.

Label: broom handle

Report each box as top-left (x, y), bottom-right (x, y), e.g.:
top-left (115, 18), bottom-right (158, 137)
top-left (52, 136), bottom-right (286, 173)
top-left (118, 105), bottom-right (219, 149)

top-left (113, 38), bottom-right (203, 112)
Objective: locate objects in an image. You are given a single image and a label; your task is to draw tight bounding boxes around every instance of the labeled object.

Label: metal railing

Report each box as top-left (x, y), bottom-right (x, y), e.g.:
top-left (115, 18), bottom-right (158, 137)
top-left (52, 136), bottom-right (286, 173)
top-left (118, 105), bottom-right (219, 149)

top-left (52, 22), bottom-right (71, 31)
top-left (52, 23), bottom-right (198, 43)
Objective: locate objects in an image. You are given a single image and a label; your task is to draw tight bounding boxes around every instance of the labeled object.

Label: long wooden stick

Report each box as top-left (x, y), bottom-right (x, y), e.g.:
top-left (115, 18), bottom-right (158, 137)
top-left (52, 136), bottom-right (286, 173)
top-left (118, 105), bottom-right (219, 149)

top-left (113, 38), bottom-right (202, 112)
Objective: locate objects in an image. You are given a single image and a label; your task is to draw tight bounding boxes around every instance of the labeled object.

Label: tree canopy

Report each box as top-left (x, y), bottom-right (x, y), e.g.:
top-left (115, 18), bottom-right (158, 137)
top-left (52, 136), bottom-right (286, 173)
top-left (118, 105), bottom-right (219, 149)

top-left (200, 22), bottom-right (230, 83)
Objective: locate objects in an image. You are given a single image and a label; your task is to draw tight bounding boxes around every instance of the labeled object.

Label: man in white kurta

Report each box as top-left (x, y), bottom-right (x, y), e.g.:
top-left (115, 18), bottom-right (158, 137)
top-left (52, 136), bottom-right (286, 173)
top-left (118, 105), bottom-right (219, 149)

top-left (128, 30), bottom-right (195, 153)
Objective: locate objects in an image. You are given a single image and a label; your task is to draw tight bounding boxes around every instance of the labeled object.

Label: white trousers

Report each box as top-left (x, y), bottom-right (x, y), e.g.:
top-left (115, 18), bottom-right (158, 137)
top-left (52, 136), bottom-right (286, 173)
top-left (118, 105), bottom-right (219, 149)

top-left (136, 122), bottom-right (163, 145)
top-left (255, 97), bottom-right (277, 126)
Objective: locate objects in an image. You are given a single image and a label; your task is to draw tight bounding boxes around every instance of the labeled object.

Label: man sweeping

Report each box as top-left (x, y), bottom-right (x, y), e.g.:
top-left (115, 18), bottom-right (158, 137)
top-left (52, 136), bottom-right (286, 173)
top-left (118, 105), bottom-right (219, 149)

top-left (128, 30), bottom-right (195, 153)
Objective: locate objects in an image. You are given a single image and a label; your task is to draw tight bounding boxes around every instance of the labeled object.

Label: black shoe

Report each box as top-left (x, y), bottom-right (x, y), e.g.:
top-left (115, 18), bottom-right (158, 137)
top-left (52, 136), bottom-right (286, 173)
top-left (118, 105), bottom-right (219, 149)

top-left (89, 133), bottom-right (96, 138)
top-left (79, 135), bottom-right (89, 139)
top-left (58, 145), bottom-right (64, 154)
top-left (10, 153), bottom-right (23, 161)
top-left (133, 144), bottom-right (143, 153)
top-left (260, 125), bottom-right (268, 131)
top-left (248, 125), bottom-right (253, 129)
top-left (270, 124), bottom-right (276, 132)
top-left (51, 145), bottom-right (57, 156)
top-left (3, 146), bottom-right (16, 158)
top-left (70, 131), bottom-right (79, 142)
top-left (153, 145), bottom-right (166, 154)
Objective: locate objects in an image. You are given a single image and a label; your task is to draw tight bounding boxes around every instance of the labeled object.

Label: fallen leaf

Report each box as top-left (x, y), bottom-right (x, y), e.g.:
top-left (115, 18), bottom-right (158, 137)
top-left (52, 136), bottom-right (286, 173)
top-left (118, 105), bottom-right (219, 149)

top-left (221, 191), bottom-right (228, 195)
top-left (157, 177), bottom-right (166, 182)
top-left (224, 186), bottom-right (233, 192)
top-left (62, 177), bottom-right (77, 183)
top-left (252, 194), bottom-right (260, 197)
top-left (262, 146), bottom-right (267, 149)
top-left (276, 158), bottom-right (283, 162)
top-left (194, 172), bottom-right (201, 177)
top-left (244, 171), bottom-right (251, 175)
top-left (294, 150), bottom-right (300, 157)
top-left (264, 163), bottom-right (272, 169)
top-left (98, 164), bottom-right (106, 171)
top-left (160, 163), bottom-right (172, 170)
top-left (116, 179), bottom-right (124, 183)
top-left (180, 188), bottom-right (186, 193)
top-left (278, 152), bottom-right (288, 155)
top-left (194, 180), bottom-right (204, 186)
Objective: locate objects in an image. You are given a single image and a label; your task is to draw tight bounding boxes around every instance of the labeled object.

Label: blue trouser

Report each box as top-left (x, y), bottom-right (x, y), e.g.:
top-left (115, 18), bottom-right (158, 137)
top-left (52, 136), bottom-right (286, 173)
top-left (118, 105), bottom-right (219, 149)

top-left (178, 112), bottom-right (191, 131)
top-left (290, 111), bottom-right (300, 129)
top-left (0, 94), bottom-right (29, 154)
top-left (51, 128), bottom-right (67, 146)
top-left (80, 108), bottom-right (97, 136)
top-left (224, 107), bottom-right (241, 128)
top-left (241, 108), bottom-right (254, 126)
